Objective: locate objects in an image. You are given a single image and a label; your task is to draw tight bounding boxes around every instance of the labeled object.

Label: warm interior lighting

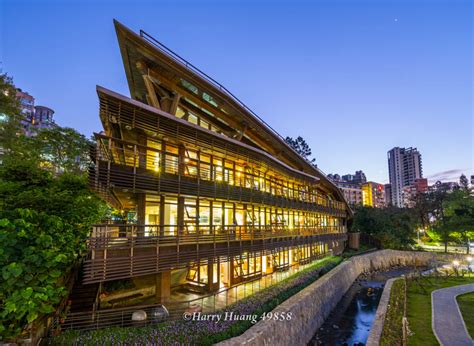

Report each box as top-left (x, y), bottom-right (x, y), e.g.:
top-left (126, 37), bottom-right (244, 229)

top-left (154, 153), bottom-right (160, 172)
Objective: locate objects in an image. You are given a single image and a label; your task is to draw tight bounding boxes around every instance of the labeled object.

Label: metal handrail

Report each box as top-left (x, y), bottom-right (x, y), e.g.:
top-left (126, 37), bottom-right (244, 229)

top-left (139, 30), bottom-right (311, 163)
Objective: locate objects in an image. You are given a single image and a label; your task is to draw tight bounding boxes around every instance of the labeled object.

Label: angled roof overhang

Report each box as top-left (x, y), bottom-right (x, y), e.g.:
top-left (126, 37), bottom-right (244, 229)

top-left (113, 20), bottom-right (351, 216)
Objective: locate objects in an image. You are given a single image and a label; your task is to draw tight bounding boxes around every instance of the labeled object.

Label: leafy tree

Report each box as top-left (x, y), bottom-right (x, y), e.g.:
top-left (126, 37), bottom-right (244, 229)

top-left (351, 206), bottom-right (417, 249)
top-left (0, 158), bottom-right (107, 340)
top-left (0, 74), bottom-right (25, 156)
top-left (35, 127), bottom-right (93, 174)
top-left (442, 189), bottom-right (474, 254)
top-left (285, 136), bottom-right (316, 165)
top-left (413, 182), bottom-right (474, 253)
top-left (0, 73), bottom-right (107, 340)
top-left (459, 174), bottom-right (470, 193)
top-left (0, 74), bottom-right (20, 117)
top-left (426, 185), bottom-right (451, 252)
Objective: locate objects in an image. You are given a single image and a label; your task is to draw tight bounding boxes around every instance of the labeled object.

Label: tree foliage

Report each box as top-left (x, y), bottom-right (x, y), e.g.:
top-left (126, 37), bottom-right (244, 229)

top-left (0, 74), bottom-right (107, 340)
top-left (35, 127), bottom-right (93, 174)
top-left (0, 74), bottom-right (21, 117)
top-left (412, 175), bottom-right (474, 253)
top-left (285, 136), bottom-right (316, 165)
top-left (351, 206), bottom-right (417, 249)
top-left (460, 174), bottom-right (470, 192)
top-left (0, 74), bottom-right (24, 155)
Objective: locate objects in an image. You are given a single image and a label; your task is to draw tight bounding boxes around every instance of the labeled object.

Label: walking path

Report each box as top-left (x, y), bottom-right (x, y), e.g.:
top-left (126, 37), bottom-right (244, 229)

top-left (432, 283), bottom-right (474, 346)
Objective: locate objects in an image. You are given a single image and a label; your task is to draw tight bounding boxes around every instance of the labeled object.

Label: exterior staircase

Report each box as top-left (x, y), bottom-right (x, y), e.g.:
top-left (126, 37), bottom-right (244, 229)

top-left (67, 271), bottom-right (100, 313)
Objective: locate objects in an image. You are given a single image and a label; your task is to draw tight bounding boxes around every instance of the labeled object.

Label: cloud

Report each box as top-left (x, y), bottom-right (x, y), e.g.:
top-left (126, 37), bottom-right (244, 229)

top-left (426, 169), bottom-right (466, 183)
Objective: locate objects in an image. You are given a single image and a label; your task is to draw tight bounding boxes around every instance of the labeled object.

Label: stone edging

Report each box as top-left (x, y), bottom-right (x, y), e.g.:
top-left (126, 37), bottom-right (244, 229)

top-left (366, 277), bottom-right (397, 346)
top-left (216, 250), bottom-right (463, 346)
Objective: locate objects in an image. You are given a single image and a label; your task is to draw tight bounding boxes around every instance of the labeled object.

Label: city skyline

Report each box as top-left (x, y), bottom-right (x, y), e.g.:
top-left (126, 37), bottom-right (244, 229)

top-left (1, 0), bottom-right (471, 184)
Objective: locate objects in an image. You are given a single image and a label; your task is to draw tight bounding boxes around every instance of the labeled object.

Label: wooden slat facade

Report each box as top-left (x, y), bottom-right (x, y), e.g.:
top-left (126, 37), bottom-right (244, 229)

top-left (84, 22), bottom-right (352, 288)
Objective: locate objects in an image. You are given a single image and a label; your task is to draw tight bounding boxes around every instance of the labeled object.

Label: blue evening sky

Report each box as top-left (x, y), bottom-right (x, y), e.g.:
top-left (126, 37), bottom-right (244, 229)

top-left (1, 0), bottom-right (472, 184)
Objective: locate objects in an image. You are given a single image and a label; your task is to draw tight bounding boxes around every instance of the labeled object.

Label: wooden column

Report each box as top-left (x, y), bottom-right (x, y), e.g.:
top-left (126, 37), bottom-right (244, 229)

top-left (177, 196), bottom-right (185, 234)
top-left (155, 271), bottom-right (171, 303)
top-left (159, 195), bottom-right (165, 236)
top-left (137, 135), bottom-right (147, 169)
top-left (136, 193), bottom-right (146, 238)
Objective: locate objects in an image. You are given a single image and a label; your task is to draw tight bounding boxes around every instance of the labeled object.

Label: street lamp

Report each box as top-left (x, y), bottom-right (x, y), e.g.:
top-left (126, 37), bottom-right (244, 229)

top-left (417, 228), bottom-right (424, 244)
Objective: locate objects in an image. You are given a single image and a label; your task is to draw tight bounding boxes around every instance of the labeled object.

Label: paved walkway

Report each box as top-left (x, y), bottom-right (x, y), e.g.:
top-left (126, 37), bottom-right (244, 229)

top-left (432, 283), bottom-right (474, 346)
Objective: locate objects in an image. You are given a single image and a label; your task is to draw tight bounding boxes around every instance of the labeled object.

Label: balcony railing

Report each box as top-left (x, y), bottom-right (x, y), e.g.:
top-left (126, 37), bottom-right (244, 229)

top-left (92, 134), bottom-right (346, 213)
top-left (89, 224), bottom-right (345, 250)
top-left (84, 225), bottom-right (347, 283)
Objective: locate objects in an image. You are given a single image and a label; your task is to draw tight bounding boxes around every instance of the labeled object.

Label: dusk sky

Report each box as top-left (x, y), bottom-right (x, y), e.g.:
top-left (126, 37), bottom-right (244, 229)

top-left (1, 0), bottom-right (472, 184)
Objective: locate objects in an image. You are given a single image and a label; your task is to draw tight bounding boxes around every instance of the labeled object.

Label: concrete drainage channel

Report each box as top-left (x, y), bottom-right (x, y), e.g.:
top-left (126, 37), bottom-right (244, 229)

top-left (310, 267), bottom-right (414, 345)
top-left (217, 250), bottom-right (462, 346)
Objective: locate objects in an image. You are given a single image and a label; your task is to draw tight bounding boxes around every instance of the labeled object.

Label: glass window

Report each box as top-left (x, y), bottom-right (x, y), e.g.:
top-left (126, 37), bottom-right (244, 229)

top-left (213, 203), bottom-right (223, 231)
top-left (180, 79), bottom-right (199, 94)
top-left (202, 92), bottom-right (218, 107)
top-left (163, 198), bottom-right (178, 236)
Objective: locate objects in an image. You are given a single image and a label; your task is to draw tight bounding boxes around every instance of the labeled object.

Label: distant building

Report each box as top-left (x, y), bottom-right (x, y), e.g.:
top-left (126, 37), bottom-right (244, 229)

top-left (32, 106), bottom-right (55, 131)
top-left (328, 171), bottom-right (384, 208)
top-left (402, 178), bottom-right (428, 208)
top-left (335, 181), bottom-right (364, 206)
top-left (387, 147), bottom-right (423, 207)
top-left (15, 89), bottom-right (56, 135)
top-left (362, 182), bottom-right (385, 208)
top-left (384, 184), bottom-right (392, 206)
top-left (430, 181), bottom-right (459, 193)
top-left (341, 170), bottom-right (367, 184)
top-left (16, 89), bottom-right (35, 122)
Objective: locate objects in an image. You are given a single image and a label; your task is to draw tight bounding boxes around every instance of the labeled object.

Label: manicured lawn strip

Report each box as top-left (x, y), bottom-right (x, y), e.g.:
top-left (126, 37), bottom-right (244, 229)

top-left (457, 292), bottom-right (474, 339)
top-left (406, 275), bottom-right (474, 346)
top-left (380, 278), bottom-right (404, 345)
top-left (50, 256), bottom-right (342, 345)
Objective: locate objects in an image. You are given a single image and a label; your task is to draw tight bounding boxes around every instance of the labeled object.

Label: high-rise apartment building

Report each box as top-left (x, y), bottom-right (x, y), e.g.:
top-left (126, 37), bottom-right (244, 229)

top-left (384, 184), bottom-right (392, 206)
top-left (387, 147), bottom-right (423, 207)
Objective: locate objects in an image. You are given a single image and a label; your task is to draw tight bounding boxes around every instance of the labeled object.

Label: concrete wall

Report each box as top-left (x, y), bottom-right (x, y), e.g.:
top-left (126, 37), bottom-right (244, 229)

top-left (218, 250), bottom-right (461, 346)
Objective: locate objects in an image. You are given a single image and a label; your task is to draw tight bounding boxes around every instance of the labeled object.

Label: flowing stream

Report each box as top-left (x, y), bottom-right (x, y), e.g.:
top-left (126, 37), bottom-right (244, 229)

top-left (309, 267), bottom-right (417, 346)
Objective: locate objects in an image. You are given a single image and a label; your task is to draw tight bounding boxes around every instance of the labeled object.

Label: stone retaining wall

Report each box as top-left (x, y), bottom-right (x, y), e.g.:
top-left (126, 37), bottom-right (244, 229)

top-left (217, 250), bottom-right (462, 346)
top-left (366, 277), bottom-right (397, 346)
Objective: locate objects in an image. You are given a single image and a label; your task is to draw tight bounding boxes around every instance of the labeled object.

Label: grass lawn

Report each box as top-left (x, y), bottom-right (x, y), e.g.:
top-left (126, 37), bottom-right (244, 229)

top-left (407, 274), bottom-right (474, 346)
top-left (380, 279), bottom-right (405, 345)
top-left (457, 292), bottom-right (474, 339)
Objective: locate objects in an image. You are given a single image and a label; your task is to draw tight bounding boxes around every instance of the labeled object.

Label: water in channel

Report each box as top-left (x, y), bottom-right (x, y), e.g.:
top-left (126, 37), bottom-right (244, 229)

top-left (309, 267), bottom-right (416, 346)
